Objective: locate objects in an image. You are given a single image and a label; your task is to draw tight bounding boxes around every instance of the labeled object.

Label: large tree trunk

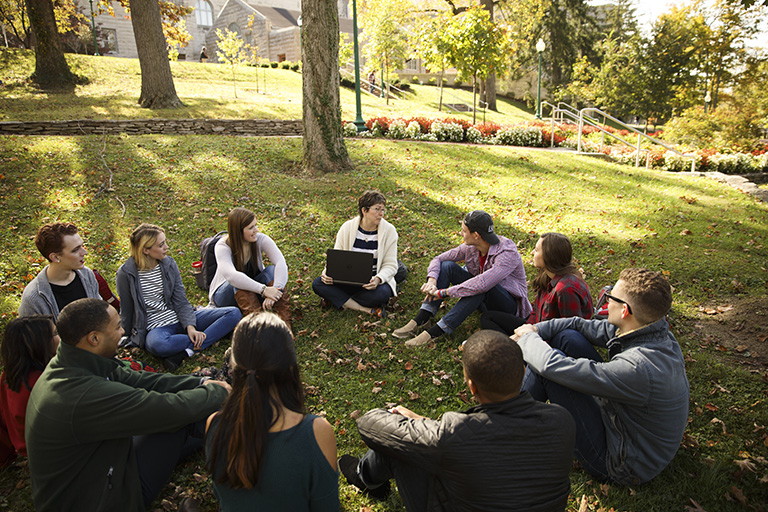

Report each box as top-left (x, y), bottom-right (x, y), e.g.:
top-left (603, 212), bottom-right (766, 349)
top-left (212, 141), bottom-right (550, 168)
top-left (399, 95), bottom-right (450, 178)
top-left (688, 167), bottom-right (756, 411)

top-left (130, 0), bottom-right (182, 108)
top-left (480, 0), bottom-right (497, 111)
top-left (301, 0), bottom-right (353, 173)
top-left (25, 0), bottom-right (77, 89)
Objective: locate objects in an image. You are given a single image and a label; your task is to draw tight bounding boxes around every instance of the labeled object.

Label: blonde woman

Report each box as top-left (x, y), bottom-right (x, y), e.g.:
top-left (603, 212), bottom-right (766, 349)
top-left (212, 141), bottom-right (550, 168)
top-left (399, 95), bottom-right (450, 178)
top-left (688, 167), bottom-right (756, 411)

top-left (116, 223), bottom-right (241, 370)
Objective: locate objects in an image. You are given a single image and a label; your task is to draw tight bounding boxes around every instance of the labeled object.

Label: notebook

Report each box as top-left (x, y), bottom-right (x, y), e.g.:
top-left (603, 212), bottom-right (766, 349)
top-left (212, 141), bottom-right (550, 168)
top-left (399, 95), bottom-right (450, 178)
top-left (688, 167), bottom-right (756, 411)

top-left (326, 249), bottom-right (374, 286)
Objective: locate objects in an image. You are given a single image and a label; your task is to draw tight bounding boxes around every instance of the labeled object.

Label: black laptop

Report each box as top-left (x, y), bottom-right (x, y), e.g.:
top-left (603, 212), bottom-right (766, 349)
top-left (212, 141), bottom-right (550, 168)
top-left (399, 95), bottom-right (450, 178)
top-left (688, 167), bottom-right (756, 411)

top-left (326, 249), bottom-right (374, 286)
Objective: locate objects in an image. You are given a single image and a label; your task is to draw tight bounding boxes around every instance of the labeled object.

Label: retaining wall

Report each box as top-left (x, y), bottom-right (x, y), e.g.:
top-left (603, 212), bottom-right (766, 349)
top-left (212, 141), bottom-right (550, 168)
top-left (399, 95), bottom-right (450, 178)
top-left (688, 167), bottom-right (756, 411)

top-left (0, 119), bottom-right (303, 137)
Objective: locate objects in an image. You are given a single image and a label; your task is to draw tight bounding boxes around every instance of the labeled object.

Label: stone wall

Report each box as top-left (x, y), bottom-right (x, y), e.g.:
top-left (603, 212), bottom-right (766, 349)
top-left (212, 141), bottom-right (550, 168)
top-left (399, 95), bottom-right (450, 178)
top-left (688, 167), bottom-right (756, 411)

top-left (0, 119), bottom-right (303, 137)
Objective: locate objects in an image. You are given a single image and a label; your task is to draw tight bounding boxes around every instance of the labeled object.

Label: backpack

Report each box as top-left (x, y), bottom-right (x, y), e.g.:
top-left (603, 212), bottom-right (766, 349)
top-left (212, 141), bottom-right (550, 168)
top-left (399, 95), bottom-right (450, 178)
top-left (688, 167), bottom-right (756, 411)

top-left (198, 231), bottom-right (227, 290)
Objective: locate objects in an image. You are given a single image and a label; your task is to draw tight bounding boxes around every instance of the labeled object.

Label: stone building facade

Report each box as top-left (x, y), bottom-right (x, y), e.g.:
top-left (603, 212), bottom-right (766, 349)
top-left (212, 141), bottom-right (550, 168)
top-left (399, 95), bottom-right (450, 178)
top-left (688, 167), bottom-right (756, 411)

top-left (83, 0), bottom-right (349, 63)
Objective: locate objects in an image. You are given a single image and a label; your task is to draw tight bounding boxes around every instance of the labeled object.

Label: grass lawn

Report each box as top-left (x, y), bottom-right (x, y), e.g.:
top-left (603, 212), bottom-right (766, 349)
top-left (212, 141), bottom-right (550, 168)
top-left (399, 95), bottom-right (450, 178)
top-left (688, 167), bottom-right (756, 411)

top-left (1, 50), bottom-right (767, 511)
top-left (0, 135), bottom-right (767, 511)
top-left (0, 48), bottom-right (533, 124)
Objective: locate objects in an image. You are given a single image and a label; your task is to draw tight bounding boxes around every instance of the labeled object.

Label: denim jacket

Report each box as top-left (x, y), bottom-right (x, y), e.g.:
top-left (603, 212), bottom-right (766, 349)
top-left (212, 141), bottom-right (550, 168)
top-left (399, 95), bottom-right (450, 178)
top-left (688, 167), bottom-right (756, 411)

top-left (518, 316), bottom-right (689, 485)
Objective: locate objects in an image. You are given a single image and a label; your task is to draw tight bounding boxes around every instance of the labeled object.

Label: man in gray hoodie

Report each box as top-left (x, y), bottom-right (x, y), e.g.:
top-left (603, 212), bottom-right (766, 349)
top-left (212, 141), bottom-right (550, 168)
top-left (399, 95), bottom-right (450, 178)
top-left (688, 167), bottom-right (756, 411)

top-left (514, 268), bottom-right (689, 485)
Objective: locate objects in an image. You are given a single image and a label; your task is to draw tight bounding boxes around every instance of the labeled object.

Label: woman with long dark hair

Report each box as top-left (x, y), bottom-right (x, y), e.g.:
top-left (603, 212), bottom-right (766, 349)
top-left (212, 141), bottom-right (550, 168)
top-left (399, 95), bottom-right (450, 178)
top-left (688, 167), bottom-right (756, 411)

top-left (116, 223), bottom-right (241, 371)
top-left (481, 232), bottom-right (592, 334)
top-left (209, 208), bottom-right (291, 329)
top-left (205, 312), bottom-right (338, 511)
top-left (0, 316), bottom-right (59, 465)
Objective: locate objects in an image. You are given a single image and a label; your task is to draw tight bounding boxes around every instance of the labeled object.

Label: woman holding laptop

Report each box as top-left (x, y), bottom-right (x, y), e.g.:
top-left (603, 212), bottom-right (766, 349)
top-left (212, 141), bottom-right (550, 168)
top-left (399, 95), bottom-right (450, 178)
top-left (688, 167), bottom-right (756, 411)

top-left (312, 190), bottom-right (398, 318)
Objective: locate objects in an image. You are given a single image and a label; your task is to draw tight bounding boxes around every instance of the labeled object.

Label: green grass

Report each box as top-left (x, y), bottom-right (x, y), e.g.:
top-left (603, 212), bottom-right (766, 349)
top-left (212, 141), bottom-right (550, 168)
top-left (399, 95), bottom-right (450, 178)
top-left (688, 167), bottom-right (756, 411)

top-left (0, 48), bottom-right (533, 124)
top-left (0, 134), bottom-right (767, 511)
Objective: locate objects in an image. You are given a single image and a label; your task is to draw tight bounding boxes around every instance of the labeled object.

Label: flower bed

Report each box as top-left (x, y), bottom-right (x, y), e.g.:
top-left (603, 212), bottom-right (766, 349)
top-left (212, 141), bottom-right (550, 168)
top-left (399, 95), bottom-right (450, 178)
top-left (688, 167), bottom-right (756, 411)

top-left (342, 117), bottom-right (768, 175)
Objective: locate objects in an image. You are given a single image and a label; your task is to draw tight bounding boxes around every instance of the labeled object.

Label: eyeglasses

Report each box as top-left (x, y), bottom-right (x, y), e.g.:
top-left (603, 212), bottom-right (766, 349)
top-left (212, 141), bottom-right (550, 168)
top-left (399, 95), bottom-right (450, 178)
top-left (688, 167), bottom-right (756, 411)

top-left (605, 292), bottom-right (632, 314)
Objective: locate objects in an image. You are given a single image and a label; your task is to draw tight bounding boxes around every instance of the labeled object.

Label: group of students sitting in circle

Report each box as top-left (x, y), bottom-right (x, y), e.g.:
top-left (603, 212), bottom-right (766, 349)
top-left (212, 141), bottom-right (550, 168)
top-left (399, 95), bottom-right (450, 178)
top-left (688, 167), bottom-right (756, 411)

top-left (0, 189), bottom-right (690, 512)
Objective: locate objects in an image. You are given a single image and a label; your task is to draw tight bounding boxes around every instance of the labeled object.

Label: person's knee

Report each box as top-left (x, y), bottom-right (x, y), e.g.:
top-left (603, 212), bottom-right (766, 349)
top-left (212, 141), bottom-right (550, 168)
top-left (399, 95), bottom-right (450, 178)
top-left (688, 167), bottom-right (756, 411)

top-left (311, 276), bottom-right (325, 293)
top-left (439, 260), bottom-right (459, 274)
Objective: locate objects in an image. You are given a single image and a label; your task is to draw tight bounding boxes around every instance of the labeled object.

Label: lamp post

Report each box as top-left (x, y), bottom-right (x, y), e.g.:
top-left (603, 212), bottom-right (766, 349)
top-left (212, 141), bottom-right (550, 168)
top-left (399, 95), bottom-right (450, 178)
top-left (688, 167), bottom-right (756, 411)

top-left (535, 38), bottom-right (545, 119)
top-left (704, 91), bottom-right (711, 114)
top-left (88, 0), bottom-right (99, 56)
top-left (351, 0), bottom-right (366, 132)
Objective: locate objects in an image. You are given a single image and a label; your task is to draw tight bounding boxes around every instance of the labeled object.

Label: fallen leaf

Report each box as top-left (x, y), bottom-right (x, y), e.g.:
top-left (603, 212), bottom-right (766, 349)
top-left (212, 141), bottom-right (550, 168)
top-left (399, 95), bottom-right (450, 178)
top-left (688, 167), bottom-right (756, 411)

top-left (350, 410), bottom-right (361, 420)
top-left (685, 498), bottom-right (708, 512)
top-left (734, 459), bottom-right (757, 472)
top-left (717, 305), bottom-right (733, 312)
top-left (729, 486), bottom-right (747, 505)
top-left (735, 345), bottom-right (749, 353)
top-left (711, 417), bottom-right (728, 435)
top-left (192, 473), bottom-right (206, 483)
top-left (371, 387), bottom-right (382, 394)
top-left (432, 377), bottom-right (442, 386)
top-left (680, 229), bottom-right (692, 235)
top-left (404, 361), bottom-right (413, 370)
top-left (705, 403), bottom-right (719, 412)
top-left (578, 494), bottom-right (588, 512)
top-left (408, 391), bottom-right (421, 400)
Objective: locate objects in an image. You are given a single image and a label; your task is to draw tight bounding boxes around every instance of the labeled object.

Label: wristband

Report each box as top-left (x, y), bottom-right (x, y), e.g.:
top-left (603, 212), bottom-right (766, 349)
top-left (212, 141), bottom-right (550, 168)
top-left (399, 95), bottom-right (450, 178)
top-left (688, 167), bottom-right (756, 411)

top-left (438, 289), bottom-right (449, 299)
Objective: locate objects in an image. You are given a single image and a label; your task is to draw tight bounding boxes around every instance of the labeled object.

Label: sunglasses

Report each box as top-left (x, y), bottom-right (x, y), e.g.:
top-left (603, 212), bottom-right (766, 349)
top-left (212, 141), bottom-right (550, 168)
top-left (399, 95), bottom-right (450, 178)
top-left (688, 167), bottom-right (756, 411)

top-left (605, 292), bottom-right (632, 314)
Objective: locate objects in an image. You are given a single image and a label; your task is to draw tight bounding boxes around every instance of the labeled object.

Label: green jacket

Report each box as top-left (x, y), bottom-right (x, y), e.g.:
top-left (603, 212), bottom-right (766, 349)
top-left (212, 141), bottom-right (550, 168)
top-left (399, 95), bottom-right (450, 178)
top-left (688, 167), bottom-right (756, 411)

top-left (25, 343), bottom-right (228, 511)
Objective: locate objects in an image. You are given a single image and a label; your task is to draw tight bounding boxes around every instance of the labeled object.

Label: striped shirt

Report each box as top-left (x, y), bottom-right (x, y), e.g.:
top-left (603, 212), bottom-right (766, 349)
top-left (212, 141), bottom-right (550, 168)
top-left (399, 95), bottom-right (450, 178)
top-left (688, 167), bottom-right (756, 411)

top-left (138, 264), bottom-right (178, 330)
top-left (353, 226), bottom-right (378, 276)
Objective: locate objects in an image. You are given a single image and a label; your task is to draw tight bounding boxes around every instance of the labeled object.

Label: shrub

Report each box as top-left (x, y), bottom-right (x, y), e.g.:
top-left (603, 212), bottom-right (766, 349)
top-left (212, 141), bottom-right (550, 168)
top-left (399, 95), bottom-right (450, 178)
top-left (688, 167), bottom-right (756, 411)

top-left (270, 61), bottom-right (278, 68)
top-left (475, 122), bottom-right (500, 138)
top-left (342, 122), bottom-right (358, 138)
top-left (466, 126), bottom-right (484, 144)
top-left (662, 151), bottom-right (701, 172)
top-left (404, 121), bottom-right (422, 139)
top-left (399, 82), bottom-right (411, 92)
top-left (493, 126), bottom-right (543, 147)
top-left (290, 62), bottom-right (301, 71)
top-left (280, 61), bottom-right (291, 69)
top-left (340, 76), bottom-right (354, 89)
top-left (260, 61), bottom-right (271, 68)
top-left (411, 76), bottom-right (420, 84)
top-left (708, 152), bottom-right (759, 174)
top-left (387, 119), bottom-right (407, 139)
top-left (431, 120), bottom-right (464, 142)
top-left (454, 78), bottom-right (463, 87)
top-left (428, 77), bottom-right (437, 86)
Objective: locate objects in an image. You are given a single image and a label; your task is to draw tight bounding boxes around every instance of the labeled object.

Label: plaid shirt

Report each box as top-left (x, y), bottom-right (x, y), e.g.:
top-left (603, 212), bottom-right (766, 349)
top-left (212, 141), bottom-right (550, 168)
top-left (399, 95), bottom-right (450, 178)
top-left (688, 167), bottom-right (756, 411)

top-left (427, 236), bottom-right (532, 319)
top-left (528, 273), bottom-right (593, 324)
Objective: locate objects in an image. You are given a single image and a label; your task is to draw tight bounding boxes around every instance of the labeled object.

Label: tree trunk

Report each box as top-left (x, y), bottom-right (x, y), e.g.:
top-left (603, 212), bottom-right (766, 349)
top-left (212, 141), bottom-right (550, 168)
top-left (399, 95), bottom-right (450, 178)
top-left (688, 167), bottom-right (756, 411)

top-left (25, 0), bottom-right (77, 89)
top-left (480, 0), bottom-right (497, 111)
top-left (301, 0), bottom-right (353, 173)
top-left (130, 0), bottom-right (183, 108)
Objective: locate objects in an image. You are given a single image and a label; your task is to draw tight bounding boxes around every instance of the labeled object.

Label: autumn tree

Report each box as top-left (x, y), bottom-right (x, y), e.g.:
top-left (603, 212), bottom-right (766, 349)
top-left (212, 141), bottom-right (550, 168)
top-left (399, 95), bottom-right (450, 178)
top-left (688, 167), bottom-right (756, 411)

top-left (360, 0), bottom-right (411, 104)
top-left (413, 11), bottom-right (452, 110)
top-left (443, 6), bottom-right (510, 123)
top-left (300, 0), bottom-right (353, 173)
top-left (216, 28), bottom-right (248, 98)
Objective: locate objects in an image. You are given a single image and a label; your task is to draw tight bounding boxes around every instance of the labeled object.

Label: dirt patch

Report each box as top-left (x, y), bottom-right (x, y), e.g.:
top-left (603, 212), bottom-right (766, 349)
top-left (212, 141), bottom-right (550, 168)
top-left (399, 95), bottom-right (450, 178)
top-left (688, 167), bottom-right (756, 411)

top-left (688, 296), bottom-right (768, 372)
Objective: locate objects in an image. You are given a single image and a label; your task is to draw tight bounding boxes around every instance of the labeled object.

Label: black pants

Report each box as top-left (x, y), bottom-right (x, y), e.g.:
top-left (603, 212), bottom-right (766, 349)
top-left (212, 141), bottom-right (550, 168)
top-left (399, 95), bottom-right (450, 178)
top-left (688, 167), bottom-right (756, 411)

top-left (480, 310), bottom-right (527, 335)
top-left (359, 449), bottom-right (430, 511)
top-left (133, 419), bottom-right (206, 507)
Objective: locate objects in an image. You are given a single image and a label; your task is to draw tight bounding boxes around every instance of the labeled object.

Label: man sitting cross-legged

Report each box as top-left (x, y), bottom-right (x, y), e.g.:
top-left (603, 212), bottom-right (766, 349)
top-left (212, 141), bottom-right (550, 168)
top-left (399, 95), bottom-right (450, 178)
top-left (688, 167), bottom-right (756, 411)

top-left (393, 210), bottom-right (531, 347)
top-left (513, 268), bottom-right (689, 485)
top-left (25, 298), bottom-right (231, 512)
top-left (341, 329), bottom-right (575, 512)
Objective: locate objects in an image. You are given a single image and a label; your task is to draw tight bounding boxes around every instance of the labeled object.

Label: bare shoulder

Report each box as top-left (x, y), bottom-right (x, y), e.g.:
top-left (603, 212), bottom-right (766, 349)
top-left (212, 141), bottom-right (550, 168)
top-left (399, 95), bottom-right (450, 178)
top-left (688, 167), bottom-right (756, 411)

top-left (312, 416), bottom-right (338, 471)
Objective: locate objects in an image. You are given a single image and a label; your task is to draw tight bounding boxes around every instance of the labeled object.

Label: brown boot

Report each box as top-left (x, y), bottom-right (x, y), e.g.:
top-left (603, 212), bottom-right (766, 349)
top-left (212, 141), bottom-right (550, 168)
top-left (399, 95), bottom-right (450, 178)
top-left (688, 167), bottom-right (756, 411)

top-left (271, 292), bottom-right (292, 333)
top-left (234, 290), bottom-right (262, 317)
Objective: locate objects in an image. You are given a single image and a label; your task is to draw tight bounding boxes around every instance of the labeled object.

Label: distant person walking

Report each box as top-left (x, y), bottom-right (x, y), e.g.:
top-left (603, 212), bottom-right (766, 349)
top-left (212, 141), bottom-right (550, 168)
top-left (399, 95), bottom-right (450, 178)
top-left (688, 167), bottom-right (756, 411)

top-left (368, 70), bottom-right (376, 94)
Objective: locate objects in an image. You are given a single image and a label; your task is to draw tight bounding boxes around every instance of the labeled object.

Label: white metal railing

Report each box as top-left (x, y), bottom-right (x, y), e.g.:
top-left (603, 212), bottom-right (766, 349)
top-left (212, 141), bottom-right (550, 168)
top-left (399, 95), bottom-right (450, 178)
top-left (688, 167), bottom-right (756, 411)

top-left (541, 102), bottom-right (696, 171)
top-left (339, 67), bottom-right (408, 99)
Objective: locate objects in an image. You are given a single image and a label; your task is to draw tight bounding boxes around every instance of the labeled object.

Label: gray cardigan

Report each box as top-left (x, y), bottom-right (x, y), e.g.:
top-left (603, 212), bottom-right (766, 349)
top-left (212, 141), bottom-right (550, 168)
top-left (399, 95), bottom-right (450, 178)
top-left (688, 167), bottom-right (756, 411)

top-left (518, 316), bottom-right (690, 485)
top-left (115, 256), bottom-right (196, 348)
top-left (18, 266), bottom-right (100, 319)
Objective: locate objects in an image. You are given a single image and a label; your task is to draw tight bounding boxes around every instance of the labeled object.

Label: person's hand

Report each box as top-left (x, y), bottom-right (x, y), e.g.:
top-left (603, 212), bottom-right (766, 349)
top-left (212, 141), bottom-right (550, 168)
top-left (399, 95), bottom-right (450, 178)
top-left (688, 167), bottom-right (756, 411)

top-left (420, 278), bottom-right (439, 299)
top-left (362, 276), bottom-right (381, 290)
top-left (320, 269), bottom-right (333, 285)
top-left (186, 326), bottom-right (206, 350)
top-left (203, 379), bottom-right (232, 393)
top-left (263, 298), bottom-right (275, 310)
top-left (263, 286), bottom-right (282, 302)
top-left (388, 405), bottom-right (425, 420)
top-left (512, 323), bottom-right (537, 341)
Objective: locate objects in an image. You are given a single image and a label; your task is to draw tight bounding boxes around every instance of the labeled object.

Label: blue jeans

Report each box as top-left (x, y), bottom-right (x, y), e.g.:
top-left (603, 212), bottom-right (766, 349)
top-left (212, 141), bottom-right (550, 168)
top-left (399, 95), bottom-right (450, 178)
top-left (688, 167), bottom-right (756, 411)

top-left (311, 276), bottom-right (393, 309)
top-left (420, 261), bottom-right (518, 334)
top-left (145, 307), bottom-right (241, 357)
top-left (211, 265), bottom-right (275, 307)
top-left (359, 449), bottom-right (429, 511)
top-left (522, 329), bottom-right (612, 481)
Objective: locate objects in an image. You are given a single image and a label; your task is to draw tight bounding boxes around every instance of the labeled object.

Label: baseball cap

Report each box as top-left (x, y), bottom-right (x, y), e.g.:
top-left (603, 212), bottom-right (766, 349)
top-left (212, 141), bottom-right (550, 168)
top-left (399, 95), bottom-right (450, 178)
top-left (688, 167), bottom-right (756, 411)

top-left (463, 210), bottom-right (500, 245)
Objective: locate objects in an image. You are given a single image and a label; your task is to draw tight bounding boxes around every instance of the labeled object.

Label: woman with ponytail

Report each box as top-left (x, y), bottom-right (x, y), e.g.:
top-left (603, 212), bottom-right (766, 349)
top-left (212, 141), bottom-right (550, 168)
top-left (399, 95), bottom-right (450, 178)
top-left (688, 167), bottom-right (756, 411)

top-left (205, 312), bottom-right (339, 511)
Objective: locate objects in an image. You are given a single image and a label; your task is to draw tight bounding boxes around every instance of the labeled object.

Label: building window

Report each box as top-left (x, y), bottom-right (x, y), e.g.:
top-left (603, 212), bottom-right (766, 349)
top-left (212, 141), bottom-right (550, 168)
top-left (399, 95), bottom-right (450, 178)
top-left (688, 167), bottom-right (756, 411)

top-left (102, 28), bottom-right (118, 53)
top-left (228, 23), bottom-right (241, 36)
top-left (278, 53), bottom-right (286, 62)
top-left (196, 0), bottom-right (213, 27)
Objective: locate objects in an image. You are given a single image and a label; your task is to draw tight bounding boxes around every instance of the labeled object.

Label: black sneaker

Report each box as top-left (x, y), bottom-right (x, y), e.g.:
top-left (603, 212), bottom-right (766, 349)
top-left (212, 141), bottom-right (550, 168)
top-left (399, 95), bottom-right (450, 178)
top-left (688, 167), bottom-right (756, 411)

top-left (338, 454), bottom-right (391, 501)
top-left (163, 351), bottom-right (187, 372)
